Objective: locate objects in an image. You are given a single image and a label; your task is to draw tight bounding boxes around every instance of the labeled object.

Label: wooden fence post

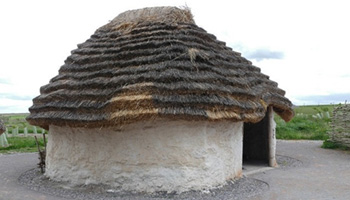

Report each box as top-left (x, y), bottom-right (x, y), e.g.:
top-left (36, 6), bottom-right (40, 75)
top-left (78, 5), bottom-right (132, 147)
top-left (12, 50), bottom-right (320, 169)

top-left (24, 127), bottom-right (28, 137)
top-left (0, 134), bottom-right (9, 147)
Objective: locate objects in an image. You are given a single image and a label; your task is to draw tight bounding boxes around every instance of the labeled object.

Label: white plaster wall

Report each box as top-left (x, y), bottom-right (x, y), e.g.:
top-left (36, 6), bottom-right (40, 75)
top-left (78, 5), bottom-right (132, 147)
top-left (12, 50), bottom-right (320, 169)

top-left (46, 120), bottom-right (243, 193)
top-left (268, 109), bottom-right (277, 167)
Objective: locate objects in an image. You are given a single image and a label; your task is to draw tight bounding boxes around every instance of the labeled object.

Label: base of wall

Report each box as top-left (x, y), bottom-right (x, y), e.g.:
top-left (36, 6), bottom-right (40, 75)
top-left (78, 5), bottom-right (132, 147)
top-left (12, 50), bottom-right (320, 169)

top-left (46, 120), bottom-right (243, 193)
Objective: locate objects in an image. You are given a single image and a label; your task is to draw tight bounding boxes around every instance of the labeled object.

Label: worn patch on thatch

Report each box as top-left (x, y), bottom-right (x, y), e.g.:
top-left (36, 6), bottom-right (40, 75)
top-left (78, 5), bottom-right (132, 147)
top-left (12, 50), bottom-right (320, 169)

top-left (27, 6), bottom-right (294, 129)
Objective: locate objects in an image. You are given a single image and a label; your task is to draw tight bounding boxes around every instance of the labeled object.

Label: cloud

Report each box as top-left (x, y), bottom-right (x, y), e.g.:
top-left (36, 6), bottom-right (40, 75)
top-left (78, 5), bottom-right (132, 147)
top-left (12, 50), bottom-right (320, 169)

top-left (244, 49), bottom-right (284, 61)
top-left (295, 93), bottom-right (350, 105)
top-left (227, 43), bottom-right (284, 62)
top-left (0, 105), bottom-right (29, 114)
top-left (0, 78), bottom-right (11, 85)
top-left (0, 93), bottom-right (34, 101)
top-left (340, 74), bottom-right (350, 78)
top-left (0, 97), bottom-right (33, 113)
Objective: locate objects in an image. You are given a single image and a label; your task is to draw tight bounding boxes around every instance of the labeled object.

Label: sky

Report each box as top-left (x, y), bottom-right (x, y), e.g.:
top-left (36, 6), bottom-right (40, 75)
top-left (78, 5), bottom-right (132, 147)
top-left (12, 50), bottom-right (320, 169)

top-left (0, 0), bottom-right (349, 113)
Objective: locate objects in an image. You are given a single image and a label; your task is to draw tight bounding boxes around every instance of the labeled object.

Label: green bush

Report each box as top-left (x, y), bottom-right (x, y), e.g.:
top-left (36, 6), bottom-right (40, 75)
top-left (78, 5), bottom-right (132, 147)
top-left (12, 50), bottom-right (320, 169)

top-left (322, 140), bottom-right (350, 150)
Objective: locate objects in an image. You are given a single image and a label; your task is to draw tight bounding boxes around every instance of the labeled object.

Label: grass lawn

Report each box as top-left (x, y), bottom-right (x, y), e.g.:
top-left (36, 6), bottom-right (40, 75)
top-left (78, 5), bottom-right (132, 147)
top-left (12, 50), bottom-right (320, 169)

top-left (1, 113), bottom-right (47, 153)
top-left (293, 104), bottom-right (334, 115)
top-left (275, 115), bottom-right (331, 140)
top-left (275, 104), bottom-right (336, 140)
top-left (0, 136), bottom-right (45, 154)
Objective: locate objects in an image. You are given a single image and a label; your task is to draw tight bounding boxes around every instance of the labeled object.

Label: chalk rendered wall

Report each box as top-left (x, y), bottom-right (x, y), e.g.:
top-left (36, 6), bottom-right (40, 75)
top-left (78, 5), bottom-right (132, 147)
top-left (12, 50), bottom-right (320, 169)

top-left (46, 120), bottom-right (243, 193)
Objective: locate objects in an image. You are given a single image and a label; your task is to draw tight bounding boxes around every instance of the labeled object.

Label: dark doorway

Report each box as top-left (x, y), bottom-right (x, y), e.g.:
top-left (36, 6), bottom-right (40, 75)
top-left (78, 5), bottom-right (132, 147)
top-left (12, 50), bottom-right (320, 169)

top-left (243, 112), bottom-right (270, 165)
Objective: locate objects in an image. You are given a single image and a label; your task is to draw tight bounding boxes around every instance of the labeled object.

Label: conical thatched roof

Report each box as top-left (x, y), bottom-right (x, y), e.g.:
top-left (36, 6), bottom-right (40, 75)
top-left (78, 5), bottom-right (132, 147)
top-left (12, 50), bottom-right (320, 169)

top-left (27, 7), bottom-right (294, 129)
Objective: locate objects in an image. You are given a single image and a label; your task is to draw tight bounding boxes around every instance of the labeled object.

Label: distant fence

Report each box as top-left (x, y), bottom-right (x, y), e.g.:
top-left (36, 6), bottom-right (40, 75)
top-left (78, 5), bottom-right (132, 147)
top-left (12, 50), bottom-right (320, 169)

top-left (4, 126), bottom-right (46, 135)
top-left (329, 104), bottom-right (350, 147)
top-left (0, 115), bottom-right (47, 147)
top-left (1, 126), bottom-right (46, 147)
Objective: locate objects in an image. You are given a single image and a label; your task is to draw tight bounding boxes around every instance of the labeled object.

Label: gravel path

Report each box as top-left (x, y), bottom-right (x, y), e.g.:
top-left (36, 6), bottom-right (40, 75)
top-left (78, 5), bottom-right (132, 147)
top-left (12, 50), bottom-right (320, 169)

top-left (0, 153), bottom-right (65, 200)
top-left (249, 140), bottom-right (350, 200)
top-left (1, 140), bottom-right (349, 200)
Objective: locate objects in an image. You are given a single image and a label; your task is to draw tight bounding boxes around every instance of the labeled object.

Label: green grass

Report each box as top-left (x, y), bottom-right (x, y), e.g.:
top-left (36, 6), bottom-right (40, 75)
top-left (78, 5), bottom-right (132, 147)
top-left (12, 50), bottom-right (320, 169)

top-left (1, 113), bottom-right (47, 153)
top-left (293, 104), bottom-right (335, 115)
top-left (275, 105), bottom-right (336, 140)
top-left (0, 136), bottom-right (45, 154)
top-left (321, 140), bottom-right (350, 151)
top-left (276, 104), bottom-right (349, 151)
top-left (275, 114), bottom-right (331, 140)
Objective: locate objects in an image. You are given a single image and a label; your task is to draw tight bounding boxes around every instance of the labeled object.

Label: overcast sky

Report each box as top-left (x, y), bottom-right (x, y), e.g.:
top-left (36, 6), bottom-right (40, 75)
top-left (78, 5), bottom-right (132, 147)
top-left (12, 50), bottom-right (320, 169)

top-left (1, 0), bottom-right (349, 113)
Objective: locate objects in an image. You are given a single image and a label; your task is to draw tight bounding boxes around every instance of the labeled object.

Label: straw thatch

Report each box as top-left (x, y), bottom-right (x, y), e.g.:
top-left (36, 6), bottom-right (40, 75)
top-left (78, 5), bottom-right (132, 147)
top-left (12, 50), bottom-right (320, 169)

top-left (27, 6), bottom-right (294, 129)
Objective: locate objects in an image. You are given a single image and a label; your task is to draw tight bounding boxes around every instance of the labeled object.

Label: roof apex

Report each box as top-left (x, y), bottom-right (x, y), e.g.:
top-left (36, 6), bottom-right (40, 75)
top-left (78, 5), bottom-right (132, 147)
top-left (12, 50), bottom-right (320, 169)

top-left (99, 6), bottom-right (194, 32)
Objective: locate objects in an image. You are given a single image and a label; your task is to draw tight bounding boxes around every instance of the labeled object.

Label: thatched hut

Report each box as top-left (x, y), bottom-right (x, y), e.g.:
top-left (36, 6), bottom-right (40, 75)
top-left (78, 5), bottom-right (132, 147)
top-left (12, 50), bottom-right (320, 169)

top-left (0, 120), bottom-right (5, 135)
top-left (27, 7), bottom-right (293, 193)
